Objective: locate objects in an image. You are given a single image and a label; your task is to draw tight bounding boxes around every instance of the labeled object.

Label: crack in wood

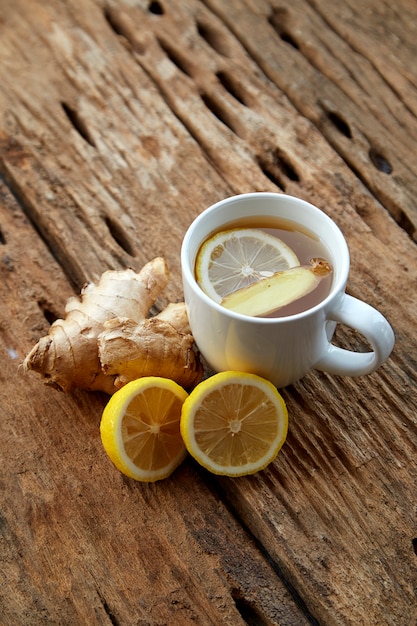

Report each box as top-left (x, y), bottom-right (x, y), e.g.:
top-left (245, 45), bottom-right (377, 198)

top-left (97, 589), bottom-right (121, 626)
top-left (200, 91), bottom-right (238, 134)
top-left (37, 299), bottom-right (59, 325)
top-left (256, 147), bottom-right (300, 192)
top-left (216, 70), bottom-right (248, 106)
top-left (256, 156), bottom-right (286, 191)
top-left (326, 111), bottom-right (353, 139)
top-left (268, 8), bottom-right (300, 50)
top-left (0, 156), bottom-right (88, 288)
top-left (157, 36), bottom-right (194, 77)
top-left (368, 147), bottom-right (393, 175)
top-left (104, 215), bottom-right (136, 257)
top-left (196, 17), bottom-right (231, 57)
top-left (103, 7), bottom-right (126, 38)
top-left (61, 102), bottom-right (96, 148)
top-left (397, 210), bottom-right (415, 239)
top-left (231, 589), bottom-right (270, 626)
top-left (148, 0), bottom-right (165, 15)
top-left (103, 7), bottom-right (146, 54)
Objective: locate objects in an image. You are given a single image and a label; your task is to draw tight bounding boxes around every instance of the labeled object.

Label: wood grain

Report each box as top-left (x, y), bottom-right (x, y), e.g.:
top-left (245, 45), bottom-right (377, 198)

top-left (0, 0), bottom-right (416, 624)
top-left (203, 0), bottom-right (417, 238)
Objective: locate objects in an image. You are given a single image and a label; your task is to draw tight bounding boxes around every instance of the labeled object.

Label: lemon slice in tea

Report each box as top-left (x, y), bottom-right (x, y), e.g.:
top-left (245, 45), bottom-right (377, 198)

top-left (100, 377), bottom-right (188, 482)
top-left (180, 371), bottom-right (288, 476)
top-left (195, 228), bottom-right (299, 303)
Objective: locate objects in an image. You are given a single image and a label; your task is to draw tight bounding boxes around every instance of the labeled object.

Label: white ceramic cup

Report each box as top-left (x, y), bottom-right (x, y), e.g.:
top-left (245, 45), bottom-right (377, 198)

top-left (181, 193), bottom-right (394, 388)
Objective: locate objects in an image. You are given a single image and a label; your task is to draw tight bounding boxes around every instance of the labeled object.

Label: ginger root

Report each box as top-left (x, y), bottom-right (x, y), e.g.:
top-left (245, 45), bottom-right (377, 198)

top-left (23, 258), bottom-right (203, 393)
top-left (98, 315), bottom-right (200, 390)
top-left (222, 258), bottom-right (332, 317)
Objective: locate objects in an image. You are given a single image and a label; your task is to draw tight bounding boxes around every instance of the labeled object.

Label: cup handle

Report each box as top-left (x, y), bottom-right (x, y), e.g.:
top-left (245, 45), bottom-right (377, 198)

top-left (315, 294), bottom-right (395, 376)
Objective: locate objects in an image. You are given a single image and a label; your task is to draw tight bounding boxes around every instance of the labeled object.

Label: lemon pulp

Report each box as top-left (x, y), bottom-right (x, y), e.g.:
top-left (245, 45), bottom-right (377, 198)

top-left (180, 371), bottom-right (288, 476)
top-left (195, 228), bottom-right (299, 303)
top-left (100, 377), bottom-right (188, 482)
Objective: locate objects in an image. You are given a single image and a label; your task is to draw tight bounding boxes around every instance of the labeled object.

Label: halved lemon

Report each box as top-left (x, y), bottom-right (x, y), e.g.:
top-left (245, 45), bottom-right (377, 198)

top-left (180, 371), bottom-right (288, 476)
top-left (100, 377), bottom-right (188, 482)
top-left (195, 228), bottom-right (299, 303)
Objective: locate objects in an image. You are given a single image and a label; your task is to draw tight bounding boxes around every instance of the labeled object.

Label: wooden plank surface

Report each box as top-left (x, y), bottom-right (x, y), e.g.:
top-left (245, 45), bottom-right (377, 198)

top-left (1, 0), bottom-right (416, 624)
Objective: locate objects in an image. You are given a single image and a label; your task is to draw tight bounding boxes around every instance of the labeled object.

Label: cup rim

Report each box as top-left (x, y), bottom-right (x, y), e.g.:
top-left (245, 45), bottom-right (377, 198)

top-left (181, 192), bottom-right (349, 322)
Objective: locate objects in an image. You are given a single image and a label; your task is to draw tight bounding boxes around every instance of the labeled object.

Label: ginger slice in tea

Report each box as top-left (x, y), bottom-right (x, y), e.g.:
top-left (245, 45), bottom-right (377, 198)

top-left (222, 258), bottom-right (332, 317)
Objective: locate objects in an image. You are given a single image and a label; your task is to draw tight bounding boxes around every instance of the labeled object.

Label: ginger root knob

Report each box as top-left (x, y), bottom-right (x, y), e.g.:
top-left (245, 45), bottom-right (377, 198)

top-left (23, 258), bottom-right (203, 393)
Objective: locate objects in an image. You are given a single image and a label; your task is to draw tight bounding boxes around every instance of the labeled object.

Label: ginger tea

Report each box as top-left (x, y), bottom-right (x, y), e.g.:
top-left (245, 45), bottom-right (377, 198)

top-left (195, 215), bottom-right (333, 318)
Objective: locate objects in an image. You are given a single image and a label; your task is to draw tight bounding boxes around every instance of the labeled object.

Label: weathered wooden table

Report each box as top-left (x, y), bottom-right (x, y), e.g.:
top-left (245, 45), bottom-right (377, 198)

top-left (1, 1), bottom-right (416, 624)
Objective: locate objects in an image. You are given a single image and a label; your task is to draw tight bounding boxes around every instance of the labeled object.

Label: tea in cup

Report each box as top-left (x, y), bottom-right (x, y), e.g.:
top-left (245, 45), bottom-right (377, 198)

top-left (181, 193), bottom-right (394, 388)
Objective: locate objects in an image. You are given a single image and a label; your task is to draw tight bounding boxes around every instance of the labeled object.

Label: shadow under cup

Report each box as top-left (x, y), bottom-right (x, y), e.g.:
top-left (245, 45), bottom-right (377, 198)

top-left (181, 193), bottom-right (355, 387)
